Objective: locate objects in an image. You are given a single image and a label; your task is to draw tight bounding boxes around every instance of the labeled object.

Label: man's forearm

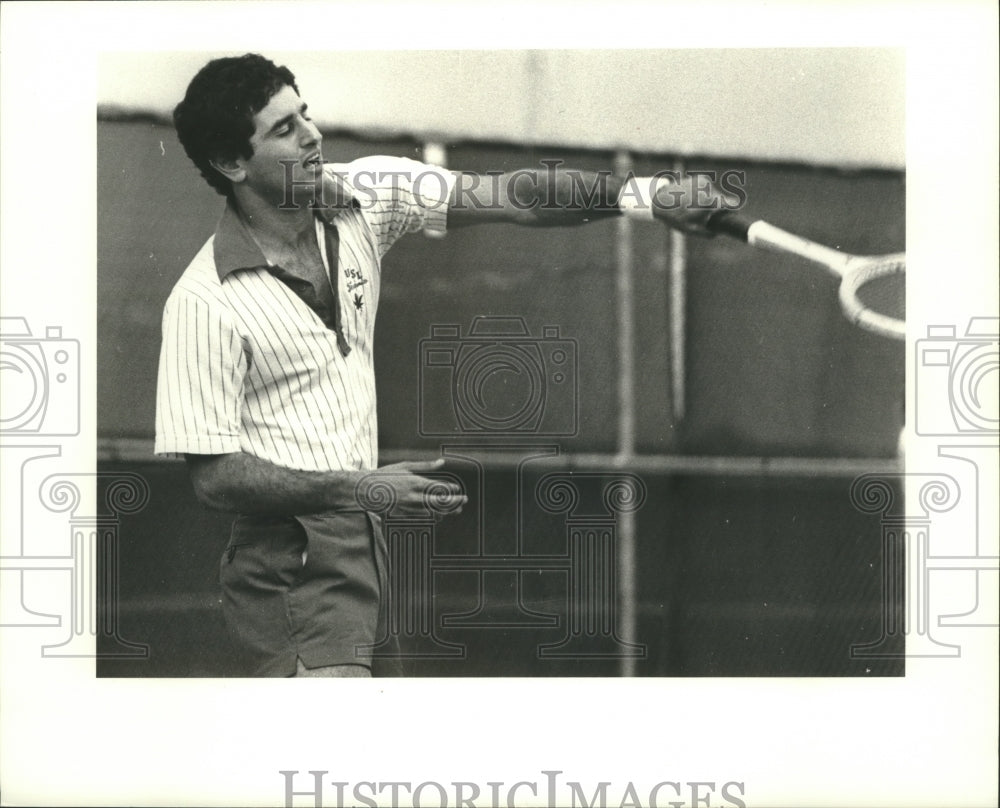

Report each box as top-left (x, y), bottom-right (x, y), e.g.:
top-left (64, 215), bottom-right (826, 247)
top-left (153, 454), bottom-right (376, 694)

top-left (449, 165), bottom-right (742, 235)
top-left (185, 451), bottom-right (362, 515)
top-left (449, 168), bottom-right (624, 227)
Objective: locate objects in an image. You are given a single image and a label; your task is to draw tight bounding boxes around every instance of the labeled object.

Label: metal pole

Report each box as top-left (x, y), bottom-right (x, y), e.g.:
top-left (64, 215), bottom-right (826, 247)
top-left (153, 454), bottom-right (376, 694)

top-left (669, 157), bottom-right (687, 424)
top-left (613, 150), bottom-right (638, 676)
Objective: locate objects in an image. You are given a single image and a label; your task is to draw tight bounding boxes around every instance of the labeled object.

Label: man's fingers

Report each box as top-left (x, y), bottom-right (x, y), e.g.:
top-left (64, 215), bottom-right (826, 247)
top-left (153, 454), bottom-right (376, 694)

top-left (402, 485), bottom-right (468, 505)
top-left (402, 472), bottom-right (464, 497)
top-left (398, 490), bottom-right (468, 516)
top-left (360, 461), bottom-right (469, 517)
top-left (386, 467), bottom-right (467, 505)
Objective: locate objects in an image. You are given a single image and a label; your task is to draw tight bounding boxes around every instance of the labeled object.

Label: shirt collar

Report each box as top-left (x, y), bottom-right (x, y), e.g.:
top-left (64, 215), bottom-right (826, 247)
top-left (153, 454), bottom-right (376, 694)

top-left (213, 170), bottom-right (360, 282)
top-left (213, 200), bottom-right (268, 282)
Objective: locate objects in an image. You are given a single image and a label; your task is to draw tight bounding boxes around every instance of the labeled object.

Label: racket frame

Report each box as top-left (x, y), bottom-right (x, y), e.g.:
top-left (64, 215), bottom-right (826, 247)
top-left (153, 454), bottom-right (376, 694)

top-left (707, 211), bottom-right (905, 340)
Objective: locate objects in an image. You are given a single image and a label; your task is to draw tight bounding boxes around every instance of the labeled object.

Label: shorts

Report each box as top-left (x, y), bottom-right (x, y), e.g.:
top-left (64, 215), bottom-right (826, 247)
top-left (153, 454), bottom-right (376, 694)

top-left (219, 510), bottom-right (402, 677)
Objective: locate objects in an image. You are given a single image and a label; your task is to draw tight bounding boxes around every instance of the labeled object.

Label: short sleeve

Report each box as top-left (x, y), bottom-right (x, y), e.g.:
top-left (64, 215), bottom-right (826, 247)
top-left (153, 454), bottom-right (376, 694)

top-left (154, 289), bottom-right (247, 456)
top-left (332, 156), bottom-right (456, 256)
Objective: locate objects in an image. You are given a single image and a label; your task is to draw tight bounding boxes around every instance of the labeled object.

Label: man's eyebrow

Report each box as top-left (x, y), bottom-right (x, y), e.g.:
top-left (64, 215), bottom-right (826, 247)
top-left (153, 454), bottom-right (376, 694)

top-left (265, 103), bottom-right (309, 136)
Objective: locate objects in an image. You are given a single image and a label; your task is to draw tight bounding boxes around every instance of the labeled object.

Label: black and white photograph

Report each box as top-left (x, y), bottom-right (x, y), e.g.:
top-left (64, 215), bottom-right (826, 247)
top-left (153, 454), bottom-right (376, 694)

top-left (1, 2), bottom-right (997, 806)
top-left (93, 46), bottom-right (909, 681)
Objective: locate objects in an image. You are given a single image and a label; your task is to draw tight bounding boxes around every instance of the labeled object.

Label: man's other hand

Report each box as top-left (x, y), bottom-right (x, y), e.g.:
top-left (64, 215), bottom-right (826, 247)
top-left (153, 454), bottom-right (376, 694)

top-left (355, 458), bottom-right (468, 518)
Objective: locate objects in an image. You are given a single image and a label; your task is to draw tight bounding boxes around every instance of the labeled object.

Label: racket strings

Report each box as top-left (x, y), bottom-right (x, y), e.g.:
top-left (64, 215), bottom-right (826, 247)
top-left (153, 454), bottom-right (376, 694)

top-left (855, 269), bottom-right (905, 320)
top-left (840, 256), bottom-right (906, 339)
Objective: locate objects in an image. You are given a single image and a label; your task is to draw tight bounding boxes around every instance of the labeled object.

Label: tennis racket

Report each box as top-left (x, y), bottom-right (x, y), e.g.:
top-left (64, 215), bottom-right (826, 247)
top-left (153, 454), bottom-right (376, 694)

top-left (706, 210), bottom-right (905, 340)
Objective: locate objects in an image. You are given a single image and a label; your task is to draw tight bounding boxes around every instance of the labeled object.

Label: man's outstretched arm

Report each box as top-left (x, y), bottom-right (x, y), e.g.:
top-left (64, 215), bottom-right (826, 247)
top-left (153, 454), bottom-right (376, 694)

top-left (447, 166), bottom-right (741, 234)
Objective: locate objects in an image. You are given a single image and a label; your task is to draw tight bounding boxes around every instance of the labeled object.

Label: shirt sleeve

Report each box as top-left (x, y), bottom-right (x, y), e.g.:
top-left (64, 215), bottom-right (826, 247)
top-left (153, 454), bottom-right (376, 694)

top-left (154, 287), bottom-right (246, 456)
top-left (334, 155), bottom-right (456, 257)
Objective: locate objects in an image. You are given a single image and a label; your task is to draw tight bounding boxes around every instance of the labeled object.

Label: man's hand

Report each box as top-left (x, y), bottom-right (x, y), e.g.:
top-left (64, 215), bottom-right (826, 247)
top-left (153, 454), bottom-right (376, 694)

top-left (648, 173), bottom-right (743, 237)
top-left (355, 458), bottom-right (467, 518)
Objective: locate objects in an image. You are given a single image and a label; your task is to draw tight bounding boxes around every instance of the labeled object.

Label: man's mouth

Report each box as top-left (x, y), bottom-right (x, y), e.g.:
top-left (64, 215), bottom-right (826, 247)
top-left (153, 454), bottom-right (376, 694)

top-left (302, 153), bottom-right (323, 169)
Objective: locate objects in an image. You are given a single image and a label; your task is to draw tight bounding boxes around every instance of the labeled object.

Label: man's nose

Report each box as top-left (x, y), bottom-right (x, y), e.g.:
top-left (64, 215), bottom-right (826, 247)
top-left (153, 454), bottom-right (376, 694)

top-left (300, 118), bottom-right (321, 146)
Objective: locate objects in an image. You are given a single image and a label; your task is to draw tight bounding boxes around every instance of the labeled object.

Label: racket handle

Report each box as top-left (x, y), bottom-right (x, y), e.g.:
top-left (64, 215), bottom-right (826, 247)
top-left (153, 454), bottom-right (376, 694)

top-left (706, 210), bottom-right (754, 241)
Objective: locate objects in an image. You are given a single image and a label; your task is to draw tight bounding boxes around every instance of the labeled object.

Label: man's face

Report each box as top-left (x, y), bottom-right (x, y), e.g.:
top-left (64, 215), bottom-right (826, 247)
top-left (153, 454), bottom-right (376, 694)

top-left (237, 84), bottom-right (324, 206)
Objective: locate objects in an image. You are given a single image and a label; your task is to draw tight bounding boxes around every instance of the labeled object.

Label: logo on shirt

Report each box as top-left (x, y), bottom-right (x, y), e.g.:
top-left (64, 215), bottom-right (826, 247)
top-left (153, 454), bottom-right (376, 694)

top-left (345, 266), bottom-right (368, 294)
top-left (353, 293), bottom-right (364, 311)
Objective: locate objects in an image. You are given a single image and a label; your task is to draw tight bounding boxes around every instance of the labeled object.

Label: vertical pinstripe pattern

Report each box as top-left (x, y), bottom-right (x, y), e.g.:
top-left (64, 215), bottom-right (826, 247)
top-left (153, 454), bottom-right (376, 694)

top-left (154, 156), bottom-right (455, 472)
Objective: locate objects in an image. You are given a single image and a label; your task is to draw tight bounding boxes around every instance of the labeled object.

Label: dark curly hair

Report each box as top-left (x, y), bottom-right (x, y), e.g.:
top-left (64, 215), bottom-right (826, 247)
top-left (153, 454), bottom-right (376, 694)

top-left (173, 54), bottom-right (299, 196)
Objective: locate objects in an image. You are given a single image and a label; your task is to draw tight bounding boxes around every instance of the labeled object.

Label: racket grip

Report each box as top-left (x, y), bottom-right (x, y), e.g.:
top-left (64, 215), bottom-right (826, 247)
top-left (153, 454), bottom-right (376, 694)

top-left (706, 210), bottom-right (754, 242)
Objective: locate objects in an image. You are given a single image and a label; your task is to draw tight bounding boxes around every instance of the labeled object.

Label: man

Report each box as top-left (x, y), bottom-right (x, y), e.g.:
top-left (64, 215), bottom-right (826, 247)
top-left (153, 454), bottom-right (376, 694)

top-left (156, 53), bottom-right (735, 677)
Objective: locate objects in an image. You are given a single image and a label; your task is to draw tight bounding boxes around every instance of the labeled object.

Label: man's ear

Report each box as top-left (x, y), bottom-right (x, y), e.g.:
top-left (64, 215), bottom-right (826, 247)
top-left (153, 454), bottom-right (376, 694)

top-left (209, 154), bottom-right (246, 186)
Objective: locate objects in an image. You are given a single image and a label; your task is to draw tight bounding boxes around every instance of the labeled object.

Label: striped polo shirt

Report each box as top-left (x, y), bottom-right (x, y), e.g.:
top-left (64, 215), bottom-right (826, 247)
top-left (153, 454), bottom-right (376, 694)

top-left (154, 155), bottom-right (455, 472)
